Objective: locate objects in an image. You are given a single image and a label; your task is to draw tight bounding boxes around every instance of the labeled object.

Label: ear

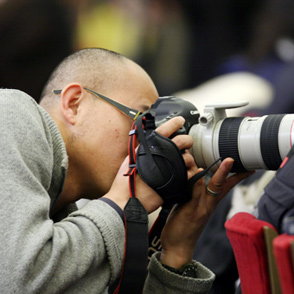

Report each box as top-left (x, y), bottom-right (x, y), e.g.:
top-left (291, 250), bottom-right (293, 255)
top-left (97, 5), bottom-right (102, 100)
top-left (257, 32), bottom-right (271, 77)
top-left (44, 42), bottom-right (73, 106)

top-left (60, 83), bottom-right (85, 125)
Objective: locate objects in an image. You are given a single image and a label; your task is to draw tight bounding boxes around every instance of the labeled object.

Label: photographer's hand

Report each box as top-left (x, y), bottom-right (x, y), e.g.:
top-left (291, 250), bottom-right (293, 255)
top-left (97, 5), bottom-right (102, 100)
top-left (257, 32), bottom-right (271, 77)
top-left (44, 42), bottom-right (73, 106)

top-left (159, 157), bottom-right (254, 269)
top-left (104, 116), bottom-right (193, 212)
top-left (105, 115), bottom-right (253, 270)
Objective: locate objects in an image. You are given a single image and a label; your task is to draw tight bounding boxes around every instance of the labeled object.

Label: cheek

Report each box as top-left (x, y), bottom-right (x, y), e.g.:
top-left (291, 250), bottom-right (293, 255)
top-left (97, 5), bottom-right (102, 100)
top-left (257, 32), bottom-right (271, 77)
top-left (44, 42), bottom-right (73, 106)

top-left (114, 128), bottom-right (121, 140)
top-left (113, 127), bottom-right (130, 157)
top-left (100, 116), bottom-right (133, 169)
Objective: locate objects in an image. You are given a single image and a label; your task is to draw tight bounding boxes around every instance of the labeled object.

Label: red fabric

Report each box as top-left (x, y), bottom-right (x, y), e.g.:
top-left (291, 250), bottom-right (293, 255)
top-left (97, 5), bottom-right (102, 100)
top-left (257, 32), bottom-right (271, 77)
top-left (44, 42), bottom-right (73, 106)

top-left (273, 234), bottom-right (294, 294)
top-left (225, 212), bottom-right (277, 294)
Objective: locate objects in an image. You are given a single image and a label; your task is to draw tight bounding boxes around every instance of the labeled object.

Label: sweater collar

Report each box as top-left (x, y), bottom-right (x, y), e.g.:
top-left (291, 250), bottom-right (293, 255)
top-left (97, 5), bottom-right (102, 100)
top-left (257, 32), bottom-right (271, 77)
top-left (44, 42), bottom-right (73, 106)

top-left (38, 106), bottom-right (68, 210)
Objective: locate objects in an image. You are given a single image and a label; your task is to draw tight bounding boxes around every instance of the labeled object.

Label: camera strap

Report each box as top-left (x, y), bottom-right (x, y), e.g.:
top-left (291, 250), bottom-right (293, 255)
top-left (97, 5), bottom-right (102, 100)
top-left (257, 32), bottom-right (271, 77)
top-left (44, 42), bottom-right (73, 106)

top-left (112, 112), bottom-right (220, 293)
top-left (112, 119), bottom-right (149, 294)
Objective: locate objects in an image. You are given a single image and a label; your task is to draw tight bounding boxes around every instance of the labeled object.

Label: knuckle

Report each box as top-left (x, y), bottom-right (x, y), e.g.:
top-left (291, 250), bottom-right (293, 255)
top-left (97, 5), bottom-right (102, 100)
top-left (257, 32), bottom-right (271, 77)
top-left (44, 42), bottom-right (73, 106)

top-left (173, 135), bottom-right (193, 149)
top-left (213, 182), bottom-right (222, 190)
top-left (173, 135), bottom-right (185, 146)
top-left (187, 155), bottom-right (195, 167)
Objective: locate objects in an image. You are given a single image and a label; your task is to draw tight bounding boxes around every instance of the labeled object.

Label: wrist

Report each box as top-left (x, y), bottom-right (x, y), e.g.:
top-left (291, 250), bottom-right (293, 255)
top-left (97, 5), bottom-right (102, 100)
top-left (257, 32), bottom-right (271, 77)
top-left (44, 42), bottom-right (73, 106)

top-left (103, 193), bottom-right (129, 211)
top-left (161, 262), bottom-right (198, 278)
top-left (159, 249), bottom-right (193, 269)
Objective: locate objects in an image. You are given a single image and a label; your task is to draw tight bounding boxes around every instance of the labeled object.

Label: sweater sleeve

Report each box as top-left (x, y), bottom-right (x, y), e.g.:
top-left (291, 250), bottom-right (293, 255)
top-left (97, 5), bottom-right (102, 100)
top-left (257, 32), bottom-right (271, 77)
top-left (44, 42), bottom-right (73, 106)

top-left (0, 90), bottom-right (125, 294)
top-left (144, 252), bottom-right (215, 294)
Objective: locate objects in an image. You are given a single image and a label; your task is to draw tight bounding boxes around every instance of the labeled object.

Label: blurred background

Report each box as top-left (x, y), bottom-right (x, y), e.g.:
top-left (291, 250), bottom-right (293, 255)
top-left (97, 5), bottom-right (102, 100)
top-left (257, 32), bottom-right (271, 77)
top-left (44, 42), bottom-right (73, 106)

top-left (1, 0), bottom-right (294, 110)
top-left (2, 1), bottom-right (294, 293)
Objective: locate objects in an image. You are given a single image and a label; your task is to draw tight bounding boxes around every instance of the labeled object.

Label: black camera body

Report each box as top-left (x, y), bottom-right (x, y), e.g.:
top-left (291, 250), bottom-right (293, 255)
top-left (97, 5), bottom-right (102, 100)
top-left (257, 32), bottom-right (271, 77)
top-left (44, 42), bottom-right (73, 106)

top-left (150, 96), bottom-right (199, 137)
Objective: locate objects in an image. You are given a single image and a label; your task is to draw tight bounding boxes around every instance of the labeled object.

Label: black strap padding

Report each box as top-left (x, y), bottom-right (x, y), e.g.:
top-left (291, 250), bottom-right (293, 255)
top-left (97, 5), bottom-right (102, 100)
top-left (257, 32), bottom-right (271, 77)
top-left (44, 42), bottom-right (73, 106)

top-left (116, 198), bottom-right (149, 294)
top-left (137, 129), bottom-right (189, 205)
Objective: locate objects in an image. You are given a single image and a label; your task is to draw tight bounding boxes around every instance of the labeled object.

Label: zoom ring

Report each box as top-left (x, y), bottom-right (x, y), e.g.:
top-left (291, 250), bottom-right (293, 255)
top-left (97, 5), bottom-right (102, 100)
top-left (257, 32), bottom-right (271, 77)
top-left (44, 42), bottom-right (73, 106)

top-left (260, 115), bottom-right (284, 170)
top-left (219, 117), bottom-right (247, 172)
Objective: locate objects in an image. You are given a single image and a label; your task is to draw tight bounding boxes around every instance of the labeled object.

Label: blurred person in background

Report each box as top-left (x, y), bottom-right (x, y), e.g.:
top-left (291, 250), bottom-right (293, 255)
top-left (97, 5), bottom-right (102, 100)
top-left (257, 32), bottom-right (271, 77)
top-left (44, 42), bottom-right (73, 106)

top-left (74, 0), bottom-right (260, 96)
top-left (218, 0), bottom-right (294, 116)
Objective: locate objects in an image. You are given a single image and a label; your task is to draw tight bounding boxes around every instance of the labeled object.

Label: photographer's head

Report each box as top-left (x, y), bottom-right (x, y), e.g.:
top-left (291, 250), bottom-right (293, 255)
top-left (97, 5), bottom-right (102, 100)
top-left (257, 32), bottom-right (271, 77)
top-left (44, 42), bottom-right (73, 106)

top-left (40, 48), bottom-right (158, 209)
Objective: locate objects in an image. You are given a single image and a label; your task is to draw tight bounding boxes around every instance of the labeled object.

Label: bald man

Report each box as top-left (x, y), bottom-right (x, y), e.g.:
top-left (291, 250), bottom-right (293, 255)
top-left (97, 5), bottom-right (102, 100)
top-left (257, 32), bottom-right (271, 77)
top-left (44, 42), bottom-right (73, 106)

top-left (0, 48), bottom-right (250, 293)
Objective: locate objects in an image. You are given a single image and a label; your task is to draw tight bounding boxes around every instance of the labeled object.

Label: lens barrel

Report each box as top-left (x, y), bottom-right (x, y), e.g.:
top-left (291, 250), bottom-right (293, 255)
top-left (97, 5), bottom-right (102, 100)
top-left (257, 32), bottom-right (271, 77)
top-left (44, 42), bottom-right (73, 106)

top-left (152, 96), bottom-right (294, 173)
top-left (190, 114), bottom-right (294, 172)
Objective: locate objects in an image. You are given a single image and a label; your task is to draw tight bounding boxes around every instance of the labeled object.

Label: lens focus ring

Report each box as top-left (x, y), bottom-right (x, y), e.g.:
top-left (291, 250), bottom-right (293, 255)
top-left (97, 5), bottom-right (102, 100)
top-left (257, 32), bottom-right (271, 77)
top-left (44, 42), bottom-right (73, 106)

top-left (219, 117), bottom-right (246, 172)
top-left (260, 115), bottom-right (284, 170)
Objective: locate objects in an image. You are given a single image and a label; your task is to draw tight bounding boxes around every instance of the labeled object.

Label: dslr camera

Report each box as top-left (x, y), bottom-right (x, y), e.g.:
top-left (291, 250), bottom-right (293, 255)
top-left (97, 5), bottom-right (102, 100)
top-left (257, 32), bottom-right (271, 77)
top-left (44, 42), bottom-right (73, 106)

top-left (151, 96), bottom-right (294, 173)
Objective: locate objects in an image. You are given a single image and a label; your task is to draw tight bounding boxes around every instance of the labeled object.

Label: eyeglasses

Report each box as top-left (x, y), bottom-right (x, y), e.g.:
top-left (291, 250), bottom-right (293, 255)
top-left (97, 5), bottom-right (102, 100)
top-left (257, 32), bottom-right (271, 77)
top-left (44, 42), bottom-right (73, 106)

top-left (53, 87), bottom-right (142, 120)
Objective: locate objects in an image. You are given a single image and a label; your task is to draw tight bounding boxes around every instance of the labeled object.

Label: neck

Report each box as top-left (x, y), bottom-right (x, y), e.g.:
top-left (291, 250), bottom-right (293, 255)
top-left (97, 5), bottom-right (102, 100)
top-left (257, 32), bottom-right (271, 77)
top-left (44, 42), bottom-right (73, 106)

top-left (51, 175), bottom-right (81, 214)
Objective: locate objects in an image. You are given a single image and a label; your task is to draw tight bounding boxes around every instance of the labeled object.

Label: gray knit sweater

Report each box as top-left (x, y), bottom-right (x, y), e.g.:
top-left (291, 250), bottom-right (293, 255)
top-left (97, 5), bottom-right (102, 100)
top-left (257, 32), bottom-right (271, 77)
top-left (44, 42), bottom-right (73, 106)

top-left (0, 89), bottom-right (215, 294)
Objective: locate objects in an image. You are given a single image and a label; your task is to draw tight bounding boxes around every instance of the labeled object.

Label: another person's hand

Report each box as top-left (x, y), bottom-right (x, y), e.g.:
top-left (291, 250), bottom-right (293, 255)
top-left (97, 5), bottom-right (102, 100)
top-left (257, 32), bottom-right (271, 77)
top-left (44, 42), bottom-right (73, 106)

top-left (159, 157), bottom-right (254, 269)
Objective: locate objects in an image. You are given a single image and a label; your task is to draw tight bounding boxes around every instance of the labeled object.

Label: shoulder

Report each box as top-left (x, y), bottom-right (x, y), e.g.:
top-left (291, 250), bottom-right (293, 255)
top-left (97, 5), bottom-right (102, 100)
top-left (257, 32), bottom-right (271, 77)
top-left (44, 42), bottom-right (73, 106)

top-left (0, 88), bottom-right (39, 112)
top-left (0, 88), bottom-right (51, 133)
top-left (0, 89), bottom-right (67, 196)
top-left (0, 88), bottom-right (36, 101)
top-left (0, 88), bottom-right (54, 155)
top-left (0, 88), bottom-right (42, 125)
